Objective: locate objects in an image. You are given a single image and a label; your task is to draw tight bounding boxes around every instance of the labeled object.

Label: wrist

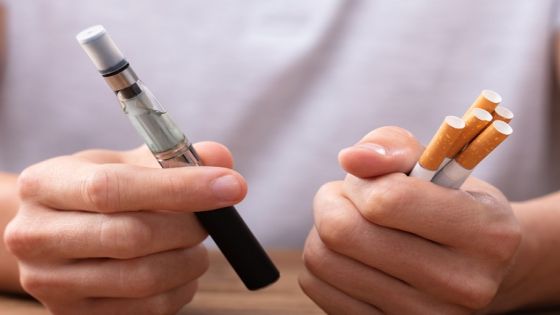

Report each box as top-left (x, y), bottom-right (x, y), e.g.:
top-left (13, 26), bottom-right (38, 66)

top-left (488, 198), bottom-right (560, 312)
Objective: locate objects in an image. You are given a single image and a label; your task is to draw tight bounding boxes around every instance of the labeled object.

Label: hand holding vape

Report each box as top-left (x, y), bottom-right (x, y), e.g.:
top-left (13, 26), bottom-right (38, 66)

top-left (76, 25), bottom-right (279, 290)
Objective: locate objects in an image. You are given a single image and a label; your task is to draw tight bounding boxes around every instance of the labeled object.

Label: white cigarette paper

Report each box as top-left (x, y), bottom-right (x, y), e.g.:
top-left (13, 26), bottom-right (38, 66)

top-left (409, 163), bottom-right (437, 181)
top-left (431, 160), bottom-right (471, 189)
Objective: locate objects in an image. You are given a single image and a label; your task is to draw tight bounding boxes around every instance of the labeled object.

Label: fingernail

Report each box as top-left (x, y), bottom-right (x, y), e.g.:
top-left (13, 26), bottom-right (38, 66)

top-left (211, 175), bottom-right (242, 201)
top-left (355, 143), bottom-right (387, 155)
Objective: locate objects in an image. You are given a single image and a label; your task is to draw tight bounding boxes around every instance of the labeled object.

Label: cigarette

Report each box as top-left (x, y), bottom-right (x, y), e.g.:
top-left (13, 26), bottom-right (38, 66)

top-left (410, 116), bottom-right (465, 181)
top-left (492, 105), bottom-right (514, 123)
top-left (432, 120), bottom-right (513, 188)
top-left (445, 108), bottom-right (493, 160)
top-left (463, 90), bottom-right (502, 118)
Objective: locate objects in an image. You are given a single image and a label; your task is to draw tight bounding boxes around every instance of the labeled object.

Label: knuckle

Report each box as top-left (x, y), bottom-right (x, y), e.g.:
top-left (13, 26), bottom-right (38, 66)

top-left (44, 305), bottom-right (80, 315)
top-left (188, 224), bottom-right (208, 246)
top-left (315, 182), bottom-right (337, 199)
top-left (302, 239), bottom-right (327, 277)
top-left (302, 247), bottom-right (315, 273)
top-left (17, 167), bottom-right (41, 200)
top-left (122, 261), bottom-right (161, 298)
top-left (145, 282), bottom-right (198, 315)
top-left (297, 273), bottom-right (311, 294)
top-left (315, 207), bottom-right (354, 252)
top-left (297, 273), bottom-right (311, 295)
top-left (182, 281), bottom-right (198, 305)
top-left (475, 193), bottom-right (522, 263)
top-left (298, 270), bottom-right (320, 302)
top-left (314, 181), bottom-right (342, 205)
top-left (146, 294), bottom-right (175, 315)
top-left (19, 273), bottom-right (42, 296)
top-left (489, 222), bottom-right (522, 263)
top-left (312, 182), bottom-right (336, 217)
top-left (100, 215), bottom-right (152, 259)
top-left (3, 223), bottom-right (27, 257)
top-left (182, 245), bottom-right (210, 280)
top-left (441, 271), bottom-right (498, 310)
top-left (362, 174), bottom-right (408, 224)
top-left (460, 278), bottom-right (499, 310)
top-left (193, 246), bottom-right (210, 277)
top-left (82, 166), bottom-right (120, 211)
top-left (19, 268), bottom-right (58, 298)
top-left (176, 213), bottom-right (208, 247)
top-left (19, 275), bottom-right (40, 296)
top-left (4, 216), bottom-right (42, 258)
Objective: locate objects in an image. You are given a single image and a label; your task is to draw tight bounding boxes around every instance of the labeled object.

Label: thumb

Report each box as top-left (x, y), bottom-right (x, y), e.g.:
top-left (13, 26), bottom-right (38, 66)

top-left (338, 126), bottom-right (422, 178)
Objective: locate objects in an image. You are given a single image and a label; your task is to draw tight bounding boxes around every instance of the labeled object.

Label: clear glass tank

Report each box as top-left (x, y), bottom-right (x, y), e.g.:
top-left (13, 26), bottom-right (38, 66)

top-left (117, 81), bottom-right (186, 154)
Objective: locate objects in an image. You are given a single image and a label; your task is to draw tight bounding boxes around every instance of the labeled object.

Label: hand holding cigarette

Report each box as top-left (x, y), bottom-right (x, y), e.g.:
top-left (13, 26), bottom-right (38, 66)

top-left (5, 142), bottom-right (246, 314)
top-left (300, 126), bottom-right (523, 314)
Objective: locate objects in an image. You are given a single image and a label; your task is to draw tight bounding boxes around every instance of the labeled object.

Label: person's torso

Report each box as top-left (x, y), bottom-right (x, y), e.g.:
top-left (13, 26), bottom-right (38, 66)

top-left (0, 0), bottom-right (557, 246)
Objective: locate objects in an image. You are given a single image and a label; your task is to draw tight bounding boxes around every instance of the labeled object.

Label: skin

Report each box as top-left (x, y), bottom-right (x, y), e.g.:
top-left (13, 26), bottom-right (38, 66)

top-left (0, 173), bottom-right (21, 292)
top-left (299, 126), bottom-right (560, 314)
top-left (0, 128), bottom-right (559, 314)
top-left (3, 142), bottom-right (247, 315)
top-left (2, 4), bottom-right (560, 314)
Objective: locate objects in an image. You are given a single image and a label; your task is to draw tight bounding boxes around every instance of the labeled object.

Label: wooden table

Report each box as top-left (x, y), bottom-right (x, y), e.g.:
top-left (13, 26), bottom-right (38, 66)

top-left (0, 250), bottom-right (323, 315)
top-left (1, 251), bottom-right (559, 314)
top-left (185, 250), bottom-right (322, 315)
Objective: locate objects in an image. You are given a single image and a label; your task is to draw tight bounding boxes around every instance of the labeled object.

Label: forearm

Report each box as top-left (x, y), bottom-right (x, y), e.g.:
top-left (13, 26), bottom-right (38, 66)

top-left (489, 191), bottom-right (560, 312)
top-left (0, 172), bottom-right (23, 293)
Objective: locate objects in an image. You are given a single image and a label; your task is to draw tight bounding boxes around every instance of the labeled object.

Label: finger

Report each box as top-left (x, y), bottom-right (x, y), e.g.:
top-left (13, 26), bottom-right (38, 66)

top-left (338, 126), bottom-right (422, 178)
top-left (314, 181), bottom-right (493, 308)
top-left (343, 172), bottom-right (515, 250)
top-left (5, 205), bottom-right (207, 260)
top-left (193, 141), bottom-right (234, 168)
top-left (47, 282), bottom-right (198, 315)
top-left (74, 141), bottom-right (234, 168)
top-left (303, 228), bottom-right (468, 315)
top-left (119, 141), bottom-right (235, 169)
top-left (298, 269), bottom-right (382, 315)
top-left (18, 157), bottom-right (247, 212)
top-left (20, 246), bottom-right (208, 300)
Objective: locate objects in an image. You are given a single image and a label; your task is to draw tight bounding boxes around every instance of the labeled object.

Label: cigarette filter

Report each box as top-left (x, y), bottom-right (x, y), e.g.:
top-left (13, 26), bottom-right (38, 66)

top-left (456, 120), bottom-right (512, 170)
top-left (410, 116), bottom-right (464, 181)
top-left (446, 108), bottom-right (493, 159)
top-left (463, 90), bottom-right (502, 118)
top-left (492, 105), bottom-right (514, 123)
top-left (432, 120), bottom-right (513, 188)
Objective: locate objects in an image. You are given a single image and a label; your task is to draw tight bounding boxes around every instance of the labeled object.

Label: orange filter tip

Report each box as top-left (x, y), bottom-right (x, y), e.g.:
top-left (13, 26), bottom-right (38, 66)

top-left (419, 116), bottom-right (465, 171)
top-left (463, 89), bottom-right (502, 118)
top-left (456, 120), bottom-right (513, 170)
top-left (492, 105), bottom-right (514, 123)
top-left (446, 108), bottom-right (492, 159)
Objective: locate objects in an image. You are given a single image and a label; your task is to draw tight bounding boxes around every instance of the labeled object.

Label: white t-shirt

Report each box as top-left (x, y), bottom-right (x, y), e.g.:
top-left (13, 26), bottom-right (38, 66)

top-left (0, 0), bottom-right (558, 246)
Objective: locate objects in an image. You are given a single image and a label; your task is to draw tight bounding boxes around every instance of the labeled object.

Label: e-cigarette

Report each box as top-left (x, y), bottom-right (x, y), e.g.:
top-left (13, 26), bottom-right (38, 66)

top-left (76, 25), bottom-right (279, 290)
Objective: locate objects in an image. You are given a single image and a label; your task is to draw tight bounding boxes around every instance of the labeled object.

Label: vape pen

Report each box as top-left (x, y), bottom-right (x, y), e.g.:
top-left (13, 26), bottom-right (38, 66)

top-left (76, 25), bottom-right (279, 290)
